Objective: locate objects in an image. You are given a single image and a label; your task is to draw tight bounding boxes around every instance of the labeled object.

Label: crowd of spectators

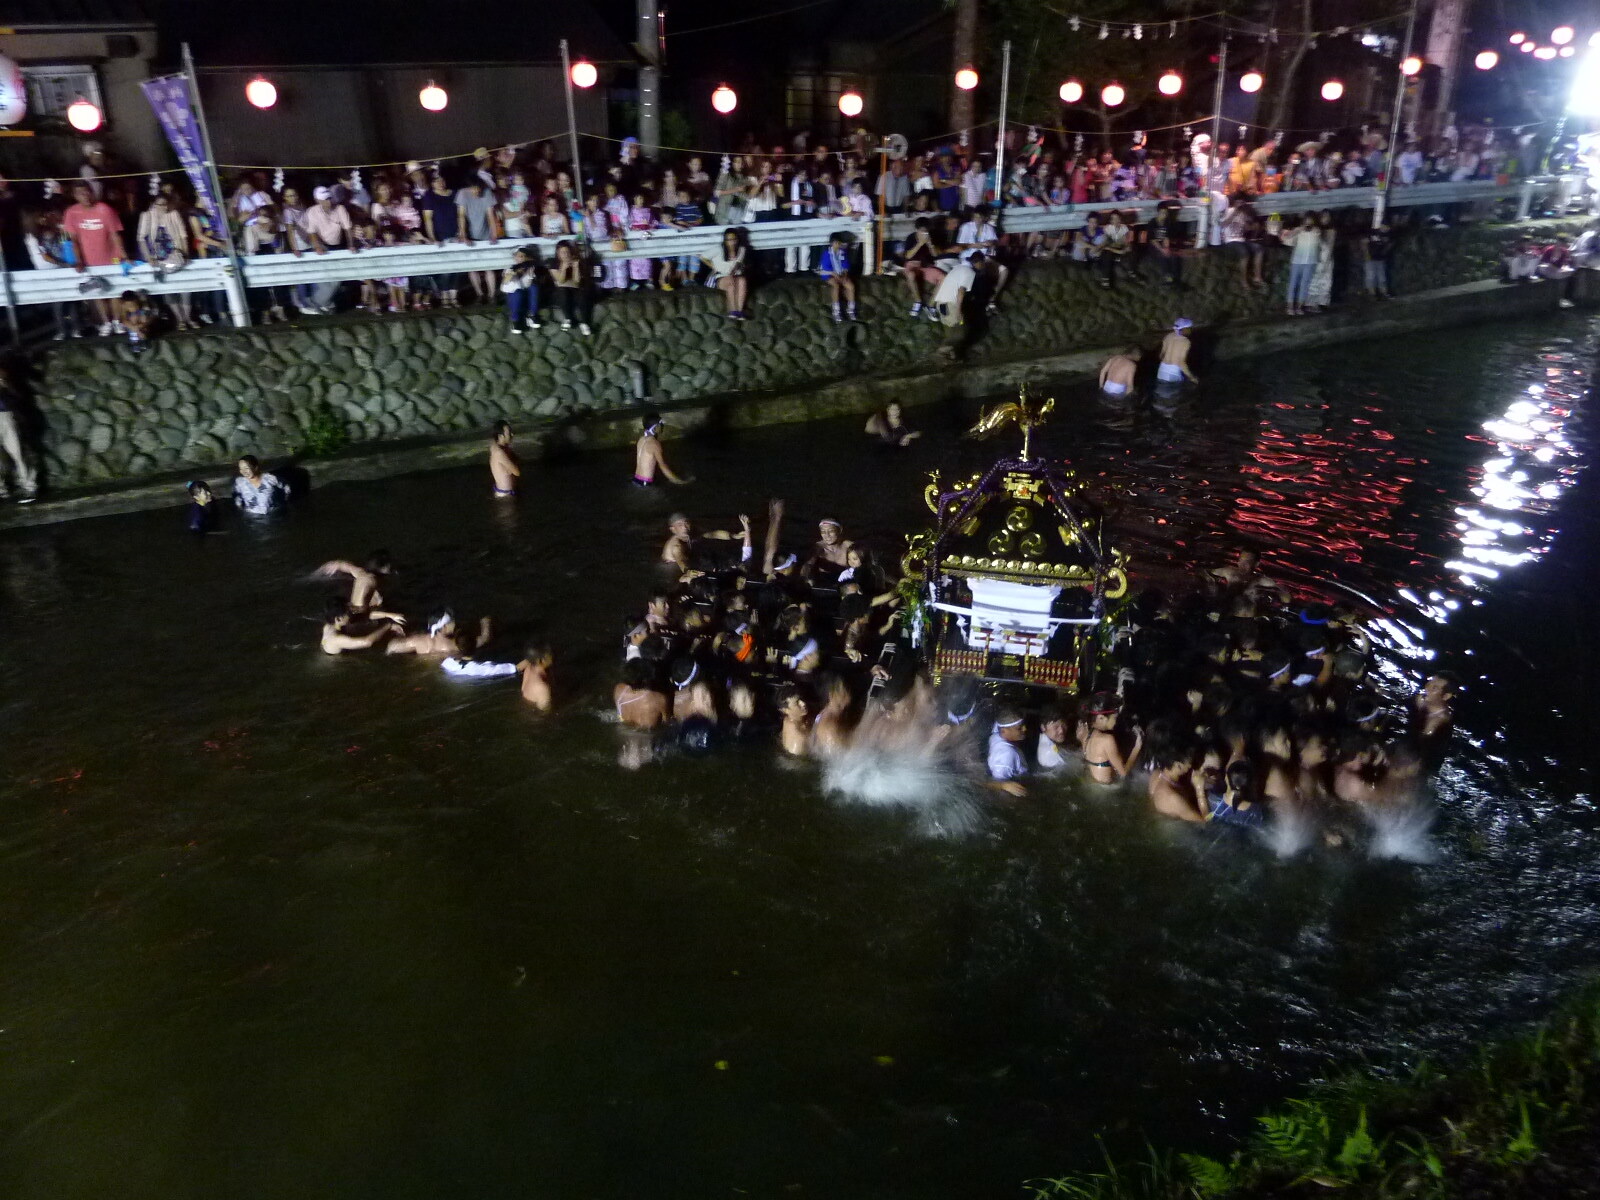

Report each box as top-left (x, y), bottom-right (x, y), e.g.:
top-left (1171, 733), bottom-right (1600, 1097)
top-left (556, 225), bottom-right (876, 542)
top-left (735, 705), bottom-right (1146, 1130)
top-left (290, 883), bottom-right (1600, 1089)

top-left (4, 120), bottom-right (1572, 342)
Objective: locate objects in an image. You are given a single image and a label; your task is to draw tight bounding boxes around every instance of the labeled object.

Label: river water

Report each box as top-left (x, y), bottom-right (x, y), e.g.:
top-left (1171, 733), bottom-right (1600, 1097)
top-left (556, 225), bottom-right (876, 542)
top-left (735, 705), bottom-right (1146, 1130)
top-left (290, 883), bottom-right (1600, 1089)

top-left (0, 312), bottom-right (1595, 1199)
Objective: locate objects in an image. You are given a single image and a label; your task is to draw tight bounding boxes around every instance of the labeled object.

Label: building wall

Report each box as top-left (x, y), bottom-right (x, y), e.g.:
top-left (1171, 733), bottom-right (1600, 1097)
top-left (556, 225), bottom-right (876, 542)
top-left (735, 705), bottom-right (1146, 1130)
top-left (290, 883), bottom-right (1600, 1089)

top-left (196, 66), bottom-right (608, 171)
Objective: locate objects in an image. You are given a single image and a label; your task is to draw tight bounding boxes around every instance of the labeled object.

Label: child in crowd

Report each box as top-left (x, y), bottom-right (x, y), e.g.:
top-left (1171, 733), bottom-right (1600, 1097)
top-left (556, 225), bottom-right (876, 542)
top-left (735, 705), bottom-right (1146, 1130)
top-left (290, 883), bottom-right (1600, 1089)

top-left (819, 232), bottom-right (857, 323)
top-left (118, 290), bottom-right (152, 351)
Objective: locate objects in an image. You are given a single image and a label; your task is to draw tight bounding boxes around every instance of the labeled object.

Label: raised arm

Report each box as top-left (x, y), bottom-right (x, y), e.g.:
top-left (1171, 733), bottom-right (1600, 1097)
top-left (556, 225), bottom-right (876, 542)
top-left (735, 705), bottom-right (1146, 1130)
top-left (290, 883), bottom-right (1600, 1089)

top-left (762, 498), bottom-right (784, 576)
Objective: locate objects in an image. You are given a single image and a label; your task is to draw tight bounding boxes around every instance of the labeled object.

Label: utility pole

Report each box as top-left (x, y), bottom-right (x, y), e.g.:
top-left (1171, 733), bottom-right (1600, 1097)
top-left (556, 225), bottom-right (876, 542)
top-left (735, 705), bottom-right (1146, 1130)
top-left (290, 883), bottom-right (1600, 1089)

top-left (559, 39), bottom-right (586, 212)
top-left (1375, 0), bottom-right (1418, 229)
top-left (636, 0), bottom-right (661, 160)
top-left (1422, 0), bottom-right (1468, 139)
top-left (949, 0), bottom-right (978, 137)
top-left (993, 40), bottom-right (1011, 202)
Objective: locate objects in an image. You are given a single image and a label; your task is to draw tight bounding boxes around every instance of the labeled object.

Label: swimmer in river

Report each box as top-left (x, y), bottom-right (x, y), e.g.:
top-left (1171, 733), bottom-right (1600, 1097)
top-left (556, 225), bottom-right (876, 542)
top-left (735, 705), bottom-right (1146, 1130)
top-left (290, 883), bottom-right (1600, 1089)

top-left (1098, 346), bottom-right (1142, 397)
top-left (776, 685), bottom-right (812, 757)
top-left (864, 402), bottom-right (922, 447)
top-left (315, 551), bottom-right (393, 613)
top-left (634, 411), bottom-right (690, 486)
top-left (1076, 691), bottom-right (1143, 784)
top-left (1149, 746), bottom-right (1206, 821)
top-left (986, 706), bottom-right (1030, 797)
top-left (184, 480), bottom-right (219, 534)
top-left (489, 420), bottom-right (521, 497)
top-left (517, 644), bottom-right (554, 711)
top-left (660, 511), bottom-right (752, 576)
top-left (614, 659), bottom-right (670, 729)
top-left (1209, 759), bottom-right (1265, 827)
top-left (385, 611), bottom-right (490, 657)
top-left (809, 518), bottom-right (855, 579)
top-left (1155, 317), bottom-right (1198, 385)
top-left (669, 657), bottom-right (719, 750)
top-left (1412, 671), bottom-right (1459, 767)
top-left (320, 602), bottom-right (406, 655)
top-left (811, 674), bottom-right (854, 757)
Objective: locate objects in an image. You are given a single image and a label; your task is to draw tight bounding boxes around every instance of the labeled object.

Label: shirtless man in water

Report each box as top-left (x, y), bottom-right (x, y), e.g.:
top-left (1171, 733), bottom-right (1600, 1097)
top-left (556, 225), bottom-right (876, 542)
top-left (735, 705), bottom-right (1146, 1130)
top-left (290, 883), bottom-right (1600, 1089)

top-left (811, 675), bottom-right (855, 757)
top-left (385, 611), bottom-right (490, 657)
top-left (809, 519), bottom-right (855, 578)
top-left (614, 659), bottom-right (670, 729)
top-left (320, 604), bottom-right (406, 655)
top-left (660, 512), bottom-right (751, 576)
top-left (517, 645), bottom-right (554, 711)
top-left (489, 421), bottom-right (521, 497)
top-left (777, 686), bottom-right (812, 757)
top-left (316, 552), bottom-right (393, 613)
top-left (1148, 747), bottom-right (1206, 821)
top-left (1098, 346), bottom-right (1141, 397)
top-left (1155, 317), bottom-right (1198, 385)
top-left (634, 411), bottom-right (690, 486)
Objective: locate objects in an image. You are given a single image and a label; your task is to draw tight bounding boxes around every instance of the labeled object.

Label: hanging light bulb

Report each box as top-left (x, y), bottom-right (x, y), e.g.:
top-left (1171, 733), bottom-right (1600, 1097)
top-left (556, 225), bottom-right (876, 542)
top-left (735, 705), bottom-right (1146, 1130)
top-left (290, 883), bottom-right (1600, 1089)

top-left (1508, 32), bottom-right (1525, 44)
top-left (1101, 82), bottom-right (1125, 106)
top-left (245, 76), bottom-right (277, 109)
top-left (711, 83), bottom-right (737, 113)
top-left (838, 90), bottom-right (864, 117)
top-left (1401, 56), bottom-right (1422, 76)
top-left (419, 81), bottom-right (448, 111)
top-left (1239, 70), bottom-right (1264, 93)
top-left (1059, 79), bottom-right (1084, 103)
top-left (1158, 70), bottom-right (1183, 95)
top-left (569, 60), bottom-right (598, 89)
top-left (1475, 50), bottom-right (1499, 69)
top-left (1534, 46), bottom-right (1557, 59)
top-left (954, 66), bottom-right (979, 90)
top-left (1550, 26), bottom-right (1574, 45)
top-left (1520, 40), bottom-right (1536, 52)
top-left (1320, 79), bottom-right (1344, 101)
top-left (1558, 45), bottom-right (1575, 57)
top-left (66, 95), bottom-right (102, 131)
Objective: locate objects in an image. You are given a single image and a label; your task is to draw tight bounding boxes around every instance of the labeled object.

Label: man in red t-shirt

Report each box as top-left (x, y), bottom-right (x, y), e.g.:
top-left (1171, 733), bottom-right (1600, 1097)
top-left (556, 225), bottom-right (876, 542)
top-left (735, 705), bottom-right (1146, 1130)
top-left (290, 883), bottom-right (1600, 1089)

top-left (62, 182), bottom-right (125, 334)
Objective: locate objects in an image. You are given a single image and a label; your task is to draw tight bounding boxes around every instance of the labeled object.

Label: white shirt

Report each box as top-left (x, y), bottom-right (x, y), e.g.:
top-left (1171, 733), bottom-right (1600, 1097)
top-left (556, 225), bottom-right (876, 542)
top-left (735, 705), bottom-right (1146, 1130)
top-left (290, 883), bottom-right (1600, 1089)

top-left (846, 192), bottom-right (872, 218)
top-left (961, 168), bottom-right (988, 208)
top-left (956, 219), bottom-right (996, 261)
top-left (933, 260), bottom-right (976, 306)
top-left (1396, 150), bottom-right (1423, 185)
top-left (987, 727), bottom-right (1029, 781)
top-left (1037, 732), bottom-right (1069, 770)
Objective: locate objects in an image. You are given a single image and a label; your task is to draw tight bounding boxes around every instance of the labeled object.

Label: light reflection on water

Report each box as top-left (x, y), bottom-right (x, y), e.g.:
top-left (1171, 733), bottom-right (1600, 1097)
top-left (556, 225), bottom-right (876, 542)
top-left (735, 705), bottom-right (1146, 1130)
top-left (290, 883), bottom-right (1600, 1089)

top-left (0, 312), bottom-right (1592, 1198)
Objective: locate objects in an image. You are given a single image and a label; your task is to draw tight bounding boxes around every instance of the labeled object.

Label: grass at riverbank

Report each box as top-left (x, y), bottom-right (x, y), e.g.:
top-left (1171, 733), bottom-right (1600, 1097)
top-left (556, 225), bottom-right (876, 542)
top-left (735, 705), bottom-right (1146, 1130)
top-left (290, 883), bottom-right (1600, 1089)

top-left (1027, 980), bottom-right (1600, 1199)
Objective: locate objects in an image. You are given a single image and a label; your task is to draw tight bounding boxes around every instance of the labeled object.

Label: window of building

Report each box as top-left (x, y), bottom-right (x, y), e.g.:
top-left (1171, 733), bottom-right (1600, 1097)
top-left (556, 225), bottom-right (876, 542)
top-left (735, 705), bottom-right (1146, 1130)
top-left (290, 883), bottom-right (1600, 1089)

top-left (21, 65), bottom-right (103, 121)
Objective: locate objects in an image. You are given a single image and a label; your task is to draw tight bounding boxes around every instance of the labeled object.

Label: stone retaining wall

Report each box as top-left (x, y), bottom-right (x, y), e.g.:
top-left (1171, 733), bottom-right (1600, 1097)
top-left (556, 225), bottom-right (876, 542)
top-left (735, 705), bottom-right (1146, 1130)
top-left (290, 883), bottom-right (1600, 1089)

top-left (29, 216), bottom-right (1585, 490)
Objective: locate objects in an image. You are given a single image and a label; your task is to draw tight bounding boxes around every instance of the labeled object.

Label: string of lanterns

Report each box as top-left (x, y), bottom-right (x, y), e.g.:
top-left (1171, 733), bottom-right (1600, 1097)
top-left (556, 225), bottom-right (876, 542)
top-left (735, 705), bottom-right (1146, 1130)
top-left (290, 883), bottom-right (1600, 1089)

top-left (223, 17), bottom-right (1594, 131)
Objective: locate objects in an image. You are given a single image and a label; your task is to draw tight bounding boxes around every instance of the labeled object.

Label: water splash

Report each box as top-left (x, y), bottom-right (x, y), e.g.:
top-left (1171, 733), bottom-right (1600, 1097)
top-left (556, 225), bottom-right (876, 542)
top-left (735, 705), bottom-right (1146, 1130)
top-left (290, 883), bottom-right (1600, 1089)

top-left (821, 700), bottom-right (987, 838)
top-left (1361, 802), bottom-right (1438, 863)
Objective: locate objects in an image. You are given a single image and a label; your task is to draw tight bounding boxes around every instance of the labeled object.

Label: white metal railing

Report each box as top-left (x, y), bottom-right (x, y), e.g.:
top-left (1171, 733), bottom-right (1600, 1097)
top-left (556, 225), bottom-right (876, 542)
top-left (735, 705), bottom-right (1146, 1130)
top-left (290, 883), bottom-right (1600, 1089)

top-left (0, 176), bottom-right (1582, 320)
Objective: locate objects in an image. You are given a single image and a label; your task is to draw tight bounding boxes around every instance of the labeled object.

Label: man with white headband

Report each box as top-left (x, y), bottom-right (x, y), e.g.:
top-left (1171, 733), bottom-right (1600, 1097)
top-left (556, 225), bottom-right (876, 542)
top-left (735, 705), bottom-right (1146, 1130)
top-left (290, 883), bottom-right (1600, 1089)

top-left (634, 411), bottom-right (690, 487)
top-left (1156, 317), bottom-right (1198, 385)
top-left (987, 705), bottom-right (1030, 796)
top-left (809, 517), bottom-right (854, 579)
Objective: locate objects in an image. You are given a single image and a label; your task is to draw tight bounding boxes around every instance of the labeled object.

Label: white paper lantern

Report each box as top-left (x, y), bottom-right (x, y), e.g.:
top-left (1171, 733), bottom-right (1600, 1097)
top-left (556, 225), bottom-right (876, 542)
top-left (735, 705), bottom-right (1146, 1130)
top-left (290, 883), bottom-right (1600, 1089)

top-left (0, 54), bottom-right (26, 126)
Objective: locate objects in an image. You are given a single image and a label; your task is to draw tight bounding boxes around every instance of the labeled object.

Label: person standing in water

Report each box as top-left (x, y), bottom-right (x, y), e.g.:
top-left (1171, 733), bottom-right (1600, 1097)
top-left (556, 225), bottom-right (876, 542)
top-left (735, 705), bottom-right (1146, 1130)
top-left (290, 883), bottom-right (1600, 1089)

top-left (987, 707), bottom-right (1030, 797)
top-left (489, 421), bottom-right (521, 498)
top-left (1076, 692), bottom-right (1143, 784)
top-left (634, 411), bottom-right (690, 486)
top-left (517, 645), bottom-right (554, 711)
top-left (1098, 346), bottom-right (1141, 397)
top-left (1156, 318), bottom-right (1198, 385)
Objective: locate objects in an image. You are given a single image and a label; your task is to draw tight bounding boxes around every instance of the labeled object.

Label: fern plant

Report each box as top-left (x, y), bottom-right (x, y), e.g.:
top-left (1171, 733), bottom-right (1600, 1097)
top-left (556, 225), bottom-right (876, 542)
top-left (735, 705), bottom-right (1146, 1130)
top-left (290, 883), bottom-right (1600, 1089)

top-left (297, 401), bottom-right (351, 458)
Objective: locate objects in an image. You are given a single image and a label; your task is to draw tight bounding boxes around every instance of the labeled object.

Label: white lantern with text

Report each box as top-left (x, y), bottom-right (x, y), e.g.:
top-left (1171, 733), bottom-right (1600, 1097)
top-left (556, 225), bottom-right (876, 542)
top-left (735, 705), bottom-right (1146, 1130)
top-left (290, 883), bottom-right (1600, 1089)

top-left (1158, 70), bottom-right (1183, 95)
top-left (419, 82), bottom-right (448, 111)
top-left (1320, 79), bottom-right (1344, 101)
top-left (955, 67), bottom-right (979, 91)
top-left (0, 54), bottom-right (25, 126)
top-left (1101, 82), bottom-right (1125, 107)
top-left (838, 90), bottom-right (863, 117)
top-left (570, 60), bottom-right (598, 89)
top-left (1059, 79), bottom-right (1083, 103)
top-left (1239, 70), bottom-right (1263, 93)
top-left (711, 84), bottom-right (737, 114)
